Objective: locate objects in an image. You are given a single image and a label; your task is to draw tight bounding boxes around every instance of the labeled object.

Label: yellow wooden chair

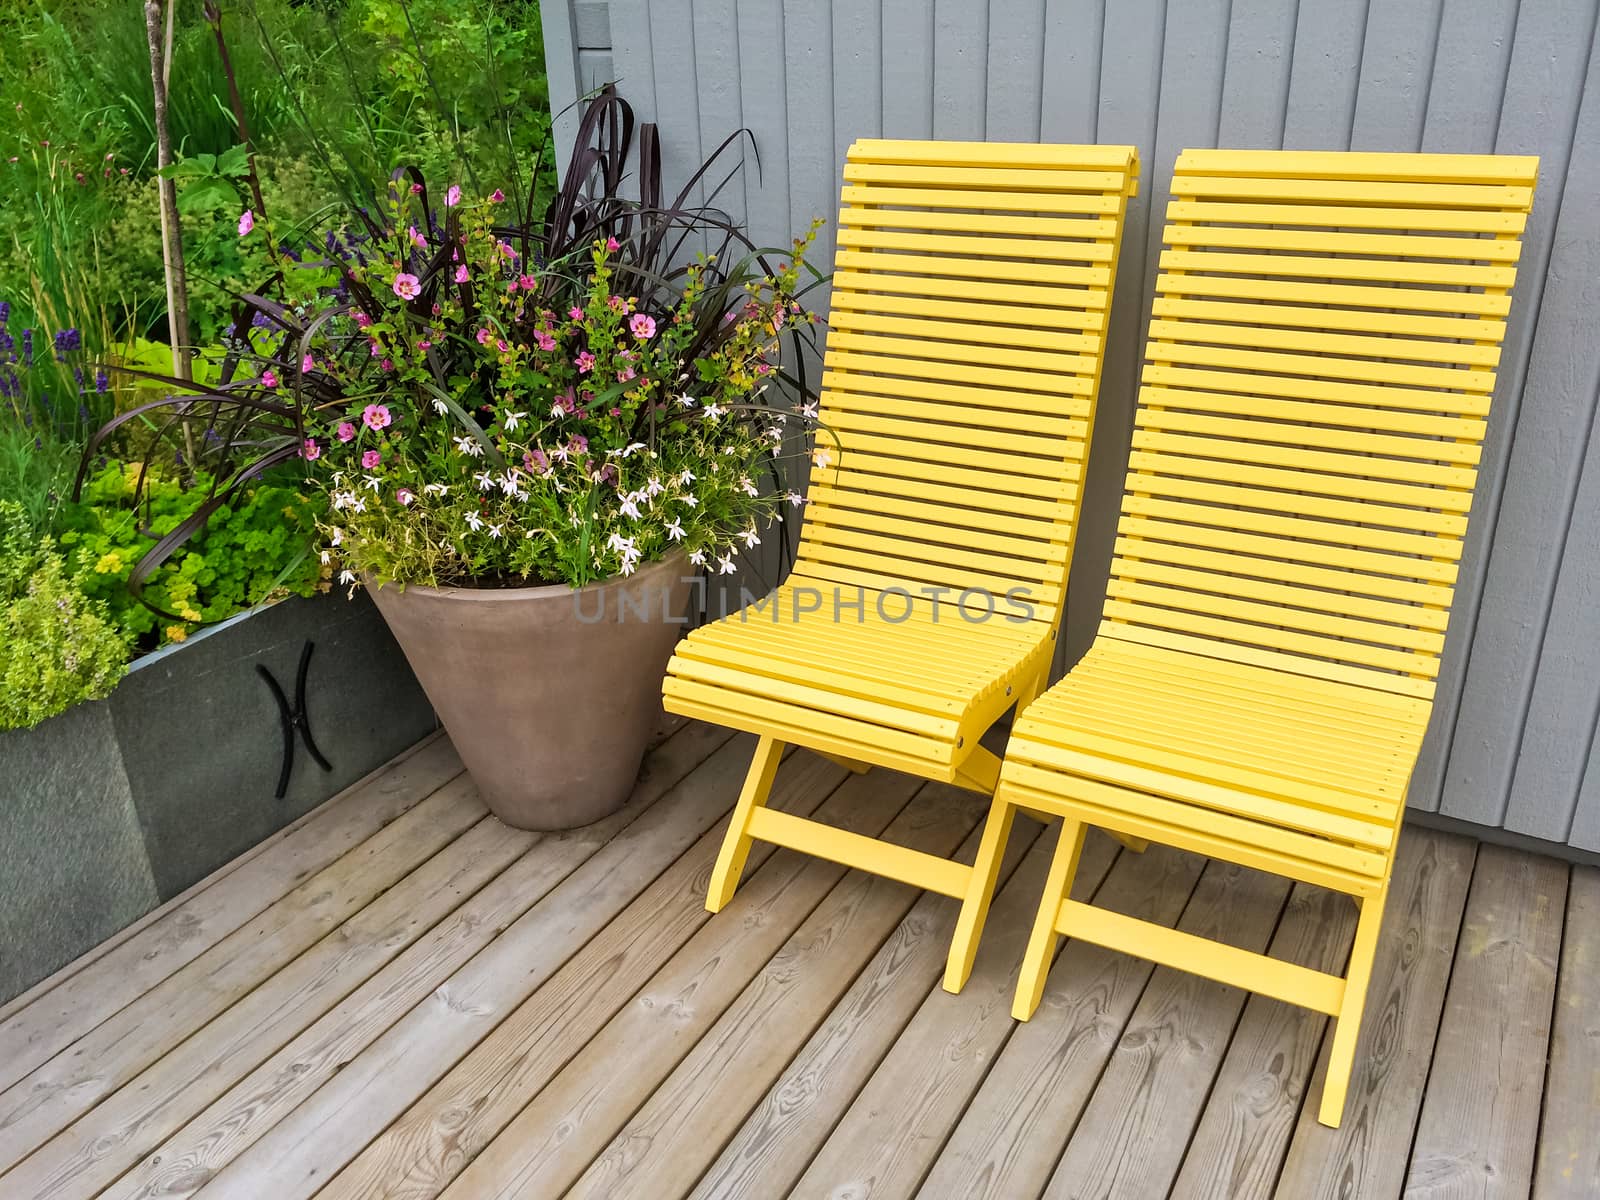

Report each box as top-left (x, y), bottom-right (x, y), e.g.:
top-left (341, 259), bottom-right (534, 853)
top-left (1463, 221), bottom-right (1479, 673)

top-left (663, 139), bottom-right (1140, 919)
top-left (945, 148), bottom-right (1538, 1128)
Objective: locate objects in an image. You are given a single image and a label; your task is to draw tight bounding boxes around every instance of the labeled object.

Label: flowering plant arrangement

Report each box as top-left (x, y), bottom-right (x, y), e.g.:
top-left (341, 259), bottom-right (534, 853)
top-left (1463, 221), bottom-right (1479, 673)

top-left (85, 87), bottom-right (828, 598)
top-left (295, 198), bottom-right (822, 588)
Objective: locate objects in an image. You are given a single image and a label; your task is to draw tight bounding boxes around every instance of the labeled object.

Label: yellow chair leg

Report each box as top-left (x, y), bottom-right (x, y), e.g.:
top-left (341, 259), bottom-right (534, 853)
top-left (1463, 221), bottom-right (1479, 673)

top-left (1318, 885), bottom-right (1389, 1127)
top-left (943, 793), bottom-right (1018, 994)
top-left (1013, 818), bottom-right (1087, 1020)
top-left (706, 735), bottom-right (784, 913)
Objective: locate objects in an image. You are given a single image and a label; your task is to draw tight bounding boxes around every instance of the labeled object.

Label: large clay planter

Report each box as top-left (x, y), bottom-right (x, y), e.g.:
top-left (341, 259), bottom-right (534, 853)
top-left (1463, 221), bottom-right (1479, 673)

top-left (366, 554), bottom-right (692, 829)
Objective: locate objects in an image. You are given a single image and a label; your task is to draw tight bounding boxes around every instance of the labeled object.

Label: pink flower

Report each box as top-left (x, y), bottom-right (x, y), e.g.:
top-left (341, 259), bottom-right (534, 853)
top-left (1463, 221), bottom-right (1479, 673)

top-left (575, 350), bottom-right (595, 373)
top-left (568, 306), bottom-right (583, 321)
top-left (410, 182), bottom-right (423, 194)
top-left (336, 421), bottom-right (357, 443)
top-left (629, 313), bottom-right (656, 341)
top-left (301, 438), bottom-right (320, 460)
top-left (617, 366), bottom-right (636, 383)
top-left (454, 265), bottom-right (470, 284)
top-left (302, 354), bottom-right (315, 373)
top-left (396, 488), bottom-right (416, 505)
top-left (381, 358), bottom-right (394, 372)
top-left (418, 339), bottom-right (432, 351)
top-left (605, 236), bottom-right (620, 252)
top-left (475, 327), bottom-right (492, 345)
top-left (496, 339), bottom-right (511, 353)
top-left (392, 272), bottom-right (421, 300)
top-left (533, 329), bottom-right (556, 351)
top-left (445, 184), bottom-right (461, 207)
top-left (362, 404), bottom-right (391, 431)
top-left (497, 240), bottom-right (518, 260)
top-left (261, 369), bottom-right (279, 388)
top-left (519, 274), bottom-right (536, 290)
top-left (524, 448), bottom-right (549, 473)
top-left (568, 434), bottom-right (589, 456)
top-left (354, 312), bottom-right (372, 329)
top-left (238, 209), bottom-right (254, 237)
top-left (490, 188), bottom-right (506, 203)
top-left (361, 449), bottom-right (382, 469)
top-left (406, 225), bottom-right (427, 249)
top-left (607, 295), bottom-right (626, 312)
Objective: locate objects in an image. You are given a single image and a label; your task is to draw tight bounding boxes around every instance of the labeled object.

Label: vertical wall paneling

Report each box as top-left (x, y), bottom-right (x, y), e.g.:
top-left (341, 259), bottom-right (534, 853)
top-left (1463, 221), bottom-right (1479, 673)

top-left (1219, 0), bottom-right (1300, 148)
top-left (831, 0), bottom-right (884, 180)
top-left (932, 0), bottom-right (990, 140)
top-left (881, 0), bottom-right (936, 138)
top-left (546, 0), bottom-right (1600, 854)
top-left (1059, 0), bottom-right (1167, 669)
top-left (984, 0), bottom-right (1046, 141)
top-left (1424, 0), bottom-right (1600, 822)
top-left (1490, 27), bottom-right (1600, 843)
top-left (1349, 0), bottom-right (1444, 151)
top-left (542, 0), bottom-right (583, 179)
top-left (1039, 0), bottom-right (1105, 143)
top-left (691, 0), bottom-right (746, 228)
top-left (648, 0), bottom-right (705, 211)
top-left (1281, 0), bottom-right (1367, 149)
top-left (1400, 0), bottom-right (1521, 812)
top-left (734, 0), bottom-right (791, 246)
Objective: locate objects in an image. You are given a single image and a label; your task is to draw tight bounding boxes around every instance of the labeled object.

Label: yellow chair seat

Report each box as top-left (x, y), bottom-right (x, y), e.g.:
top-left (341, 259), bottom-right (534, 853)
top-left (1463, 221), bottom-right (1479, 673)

top-left (665, 581), bottom-right (1053, 780)
top-left (1001, 639), bottom-right (1430, 896)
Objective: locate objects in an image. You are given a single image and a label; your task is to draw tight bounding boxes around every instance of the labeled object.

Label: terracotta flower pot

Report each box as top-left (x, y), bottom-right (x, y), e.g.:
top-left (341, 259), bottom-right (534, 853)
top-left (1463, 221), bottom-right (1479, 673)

top-left (366, 554), bottom-right (693, 829)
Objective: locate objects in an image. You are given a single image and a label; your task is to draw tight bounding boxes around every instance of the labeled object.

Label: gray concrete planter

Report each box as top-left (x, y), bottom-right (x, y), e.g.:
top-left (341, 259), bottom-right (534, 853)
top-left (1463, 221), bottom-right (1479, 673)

top-left (0, 590), bottom-right (436, 1004)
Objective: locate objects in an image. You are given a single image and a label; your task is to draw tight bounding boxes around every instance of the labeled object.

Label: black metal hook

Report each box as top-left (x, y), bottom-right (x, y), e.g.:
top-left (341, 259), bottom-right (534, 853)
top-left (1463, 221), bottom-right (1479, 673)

top-left (257, 640), bottom-right (333, 799)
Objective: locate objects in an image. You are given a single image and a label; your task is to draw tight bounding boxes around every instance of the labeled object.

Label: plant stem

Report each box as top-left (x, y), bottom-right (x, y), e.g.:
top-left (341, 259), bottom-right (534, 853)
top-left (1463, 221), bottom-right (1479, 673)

top-left (144, 0), bottom-right (195, 470)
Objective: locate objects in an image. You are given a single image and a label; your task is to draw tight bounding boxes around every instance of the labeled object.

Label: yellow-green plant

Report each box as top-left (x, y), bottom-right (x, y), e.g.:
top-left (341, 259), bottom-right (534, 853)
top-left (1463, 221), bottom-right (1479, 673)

top-left (0, 501), bottom-right (130, 730)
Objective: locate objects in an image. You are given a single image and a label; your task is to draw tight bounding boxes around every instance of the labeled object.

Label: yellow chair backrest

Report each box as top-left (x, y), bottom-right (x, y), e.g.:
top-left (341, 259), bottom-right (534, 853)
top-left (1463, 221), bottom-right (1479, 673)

top-left (795, 139), bottom-right (1141, 628)
top-left (1103, 149), bottom-right (1539, 699)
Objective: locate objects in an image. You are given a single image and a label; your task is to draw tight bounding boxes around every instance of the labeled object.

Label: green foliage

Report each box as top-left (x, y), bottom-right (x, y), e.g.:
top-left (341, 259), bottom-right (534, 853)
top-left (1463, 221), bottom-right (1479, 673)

top-left (0, 500), bottom-right (131, 731)
top-left (56, 462), bottom-right (326, 649)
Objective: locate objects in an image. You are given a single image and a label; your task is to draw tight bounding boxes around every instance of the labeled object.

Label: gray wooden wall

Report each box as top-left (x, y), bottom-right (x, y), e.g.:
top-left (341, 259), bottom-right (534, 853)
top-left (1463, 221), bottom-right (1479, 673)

top-left (542, 0), bottom-right (1600, 855)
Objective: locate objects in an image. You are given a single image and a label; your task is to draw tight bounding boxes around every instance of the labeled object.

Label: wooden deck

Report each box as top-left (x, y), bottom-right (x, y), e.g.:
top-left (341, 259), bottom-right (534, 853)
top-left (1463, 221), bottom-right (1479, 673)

top-left (1, 722), bottom-right (1594, 1200)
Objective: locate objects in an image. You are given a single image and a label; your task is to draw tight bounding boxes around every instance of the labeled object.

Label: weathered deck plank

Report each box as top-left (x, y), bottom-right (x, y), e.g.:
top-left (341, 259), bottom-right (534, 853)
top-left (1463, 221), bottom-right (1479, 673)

top-left (1534, 864), bottom-right (1600, 1200)
top-left (0, 731), bottom-right (1587, 1200)
top-left (688, 823), bottom-right (1110, 1200)
top-left (1274, 829), bottom-right (1479, 1200)
top-left (1169, 885), bottom-right (1359, 1200)
top-left (1405, 844), bottom-right (1567, 1200)
top-left (318, 753), bottom-right (880, 1200)
top-left (456, 783), bottom-right (984, 1199)
top-left (920, 841), bottom-right (1208, 1200)
top-left (1040, 862), bottom-right (1294, 1199)
top-left (0, 733), bottom-right (463, 1091)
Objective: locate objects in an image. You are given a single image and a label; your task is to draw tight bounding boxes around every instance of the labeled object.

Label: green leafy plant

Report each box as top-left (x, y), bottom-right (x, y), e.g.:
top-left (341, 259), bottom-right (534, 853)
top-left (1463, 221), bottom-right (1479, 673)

top-left (0, 500), bottom-right (131, 731)
top-left (56, 461), bottom-right (325, 647)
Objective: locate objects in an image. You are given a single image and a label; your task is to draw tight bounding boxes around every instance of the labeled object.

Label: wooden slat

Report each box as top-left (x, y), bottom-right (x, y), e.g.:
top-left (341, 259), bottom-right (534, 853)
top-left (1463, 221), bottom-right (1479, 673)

top-left (1169, 887), bottom-right (1359, 1200)
top-left (2, 816), bottom-right (536, 1200)
top-left (1404, 845), bottom-right (1567, 1199)
top-left (0, 780), bottom-right (486, 1174)
top-left (1165, 198), bottom-right (1528, 234)
top-left (1173, 148), bottom-right (1539, 187)
top-left (91, 727), bottom-right (731, 1200)
top-left (311, 758), bottom-right (897, 1200)
top-left (181, 739), bottom-right (834, 1200)
top-left (1039, 862), bottom-right (1293, 1199)
top-left (0, 736), bottom-right (462, 1093)
top-left (452, 787), bottom-right (985, 1200)
top-left (688, 823), bottom-right (1098, 1200)
top-left (1533, 865), bottom-right (1600, 1200)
